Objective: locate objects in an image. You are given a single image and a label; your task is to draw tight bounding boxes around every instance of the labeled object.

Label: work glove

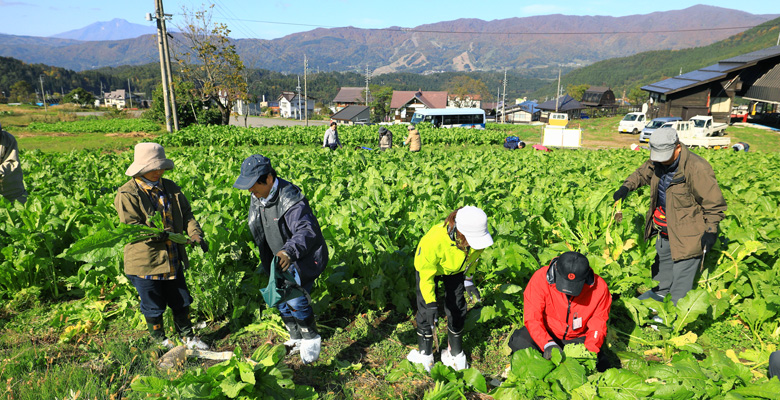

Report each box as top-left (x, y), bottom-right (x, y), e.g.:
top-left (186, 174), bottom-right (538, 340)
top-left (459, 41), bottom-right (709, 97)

top-left (276, 250), bottom-right (291, 271)
top-left (613, 186), bottom-right (629, 202)
top-left (198, 238), bottom-right (209, 253)
top-left (151, 231), bottom-right (169, 243)
top-left (543, 342), bottom-right (565, 361)
top-left (464, 277), bottom-right (481, 302)
top-left (701, 232), bottom-right (717, 252)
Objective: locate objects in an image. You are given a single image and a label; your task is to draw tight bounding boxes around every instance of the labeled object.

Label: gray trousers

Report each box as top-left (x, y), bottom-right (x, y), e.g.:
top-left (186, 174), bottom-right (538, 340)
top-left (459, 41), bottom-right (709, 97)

top-left (651, 236), bottom-right (700, 305)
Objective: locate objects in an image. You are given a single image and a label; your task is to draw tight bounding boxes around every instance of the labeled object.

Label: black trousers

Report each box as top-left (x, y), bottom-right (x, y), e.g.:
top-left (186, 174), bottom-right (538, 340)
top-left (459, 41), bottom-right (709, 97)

top-left (415, 271), bottom-right (467, 335)
top-left (127, 269), bottom-right (192, 318)
top-left (770, 351), bottom-right (780, 380)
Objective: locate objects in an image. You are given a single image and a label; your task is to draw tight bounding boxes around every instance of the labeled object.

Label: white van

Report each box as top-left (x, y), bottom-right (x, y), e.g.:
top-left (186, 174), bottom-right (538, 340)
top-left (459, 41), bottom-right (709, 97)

top-left (618, 112), bottom-right (647, 134)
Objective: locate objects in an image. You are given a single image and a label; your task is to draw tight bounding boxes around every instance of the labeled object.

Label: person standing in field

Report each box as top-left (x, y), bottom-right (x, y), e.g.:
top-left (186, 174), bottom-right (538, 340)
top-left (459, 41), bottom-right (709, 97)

top-left (407, 206), bottom-right (494, 372)
top-left (404, 125), bottom-right (421, 152)
top-left (613, 128), bottom-right (726, 306)
top-left (115, 143), bottom-right (209, 350)
top-left (233, 154), bottom-right (329, 364)
top-left (378, 126), bottom-right (393, 150)
top-left (507, 251), bottom-right (612, 370)
top-left (322, 121), bottom-right (342, 150)
top-left (0, 123), bottom-right (28, 204)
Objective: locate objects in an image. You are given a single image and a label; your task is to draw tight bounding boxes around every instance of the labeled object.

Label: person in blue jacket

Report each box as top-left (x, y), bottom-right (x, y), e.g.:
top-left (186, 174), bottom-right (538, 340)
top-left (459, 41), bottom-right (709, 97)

top-left (234, 154), bottom-right (329, 364)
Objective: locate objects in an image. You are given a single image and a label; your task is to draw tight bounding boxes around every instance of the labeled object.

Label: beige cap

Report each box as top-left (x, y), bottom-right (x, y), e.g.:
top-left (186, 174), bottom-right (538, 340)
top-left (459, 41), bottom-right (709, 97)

top-left (125, 143), bottom-right (174, 177)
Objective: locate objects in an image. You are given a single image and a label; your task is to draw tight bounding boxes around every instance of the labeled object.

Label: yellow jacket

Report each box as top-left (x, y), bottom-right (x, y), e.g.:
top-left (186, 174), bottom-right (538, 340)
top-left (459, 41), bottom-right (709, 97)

top-left (414, 223), bottom-right (482, 304)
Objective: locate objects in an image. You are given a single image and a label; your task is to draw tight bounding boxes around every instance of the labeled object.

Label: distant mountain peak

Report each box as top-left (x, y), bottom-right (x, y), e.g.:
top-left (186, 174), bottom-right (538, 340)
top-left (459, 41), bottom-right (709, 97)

top-left (50, 19), bottom-right (157, 41)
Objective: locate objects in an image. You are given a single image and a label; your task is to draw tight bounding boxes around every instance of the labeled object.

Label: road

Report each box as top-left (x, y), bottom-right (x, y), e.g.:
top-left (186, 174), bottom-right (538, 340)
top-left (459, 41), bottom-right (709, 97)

top-left (229, 115), bottom-right (329, 128)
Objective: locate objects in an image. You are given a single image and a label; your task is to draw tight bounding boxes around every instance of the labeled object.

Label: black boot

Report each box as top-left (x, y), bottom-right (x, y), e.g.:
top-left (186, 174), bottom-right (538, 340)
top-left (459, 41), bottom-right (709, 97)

top-left (145, 315), bottom-right (167, 341)
top-left (282, 315), bottom-right (303, 340)
top-left (447, 327), bottom-right (464, 356)
top-left (294, 315), bottom-right (319, 340)
top-left (416, 326), bottom-right (434, 356)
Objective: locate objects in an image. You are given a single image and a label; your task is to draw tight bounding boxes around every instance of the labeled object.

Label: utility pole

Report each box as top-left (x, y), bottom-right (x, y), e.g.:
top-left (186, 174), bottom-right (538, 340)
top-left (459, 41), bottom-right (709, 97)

top-left (502, 70), bottom-right (507, 123)
top-left (127, 78), bottom-right (133, 109)
top-left (148, 0), bottom-right (178, 132)
top-left (304, 55), bottom-right (309, 126)
top-left (555, 68), bottom-right (561, 112)
top-left (365, 65), bottom-right (371, 107)
top-left (39, 76), bottom-right (47, 112)
top-left (296, 76), bottom-right (302, 121)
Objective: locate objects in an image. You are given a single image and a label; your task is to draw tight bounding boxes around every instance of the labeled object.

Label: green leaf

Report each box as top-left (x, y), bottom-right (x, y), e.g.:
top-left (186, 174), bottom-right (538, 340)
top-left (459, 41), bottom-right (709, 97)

top-left (597, 369), bottom-right (655, 399)
top-left (130, 376), bottom-right (170, 392)
top-left (237, 361), bottom-right (256, 385)
top-left (673, 289), bottom-right (710, 333)
top-left (461, 368), bottom-right (488, 393)
top-left (220, 375), bottom-right (251, 398)
top-left (650, 382), bottom-right (694, 400)
top-left (545, 358), bottom-right (587, 392)
top-left (430, 362), bottom-right (458, 383)
top-left (509, 348), bottom-right (555, 380)
top-left (729, 378), bottom-right (780, 398)
top-left (60, 223), bottom-right (157, 261)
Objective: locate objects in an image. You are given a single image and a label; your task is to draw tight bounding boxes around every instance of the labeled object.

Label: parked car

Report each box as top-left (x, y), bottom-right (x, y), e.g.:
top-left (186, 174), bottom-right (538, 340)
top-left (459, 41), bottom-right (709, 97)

top-left (618, 112), bottom-right (647, 134)
top-left (639, 116), bottom-right (683, 143)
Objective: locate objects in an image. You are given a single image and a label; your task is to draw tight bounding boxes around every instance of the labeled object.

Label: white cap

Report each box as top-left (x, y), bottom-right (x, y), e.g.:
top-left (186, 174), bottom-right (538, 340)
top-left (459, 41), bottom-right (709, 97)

top-left (455, 206), bottom-right (493, 250)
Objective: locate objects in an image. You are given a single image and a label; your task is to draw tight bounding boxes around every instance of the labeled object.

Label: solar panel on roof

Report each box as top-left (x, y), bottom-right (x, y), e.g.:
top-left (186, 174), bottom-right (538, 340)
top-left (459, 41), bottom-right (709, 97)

top-left (678, 70), bottom-right (725, 81)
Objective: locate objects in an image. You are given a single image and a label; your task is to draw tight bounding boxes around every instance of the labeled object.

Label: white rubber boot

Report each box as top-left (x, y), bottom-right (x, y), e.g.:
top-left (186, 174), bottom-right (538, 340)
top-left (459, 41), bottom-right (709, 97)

top-left (406, 349), bottom-right (434, 372)
top-left (441, 348), bottom-right (469, 371)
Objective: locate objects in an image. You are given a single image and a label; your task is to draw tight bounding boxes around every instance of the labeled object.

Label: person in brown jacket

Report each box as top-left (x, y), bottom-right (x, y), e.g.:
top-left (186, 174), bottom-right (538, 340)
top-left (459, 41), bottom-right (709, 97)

top-left (404, 125), bottom-right (421, 152)
top-left (613, 128), bottom-right (726, 306)
top-left (0, 124), bottom-right (28, 204)
top-left (115, 143), bottom-right (209, 349)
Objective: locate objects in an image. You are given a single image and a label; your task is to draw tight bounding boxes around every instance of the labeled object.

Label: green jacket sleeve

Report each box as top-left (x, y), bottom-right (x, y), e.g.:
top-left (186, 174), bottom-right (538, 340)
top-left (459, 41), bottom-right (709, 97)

top-left (622, 160), bottom-right (654, 191)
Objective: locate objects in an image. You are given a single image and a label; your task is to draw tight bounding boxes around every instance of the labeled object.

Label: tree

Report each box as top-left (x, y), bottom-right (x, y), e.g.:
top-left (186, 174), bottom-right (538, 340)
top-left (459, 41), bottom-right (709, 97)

top-left (63, 88), bottom-right (95, 107)
top-left (446, 76), bottom-right (490, 108)
top-left (176, 5), bottom-right (248, 125)
top-left (143, 81), bottom-right (220, 128)
top-left (566, 84), bottom-right (590, 101)
top-left (628, 85), bottom-right (648, 106)
top-left (367, 85), bottom-right (393, 123)
top-left (9, 80), bottom-right (33, 103)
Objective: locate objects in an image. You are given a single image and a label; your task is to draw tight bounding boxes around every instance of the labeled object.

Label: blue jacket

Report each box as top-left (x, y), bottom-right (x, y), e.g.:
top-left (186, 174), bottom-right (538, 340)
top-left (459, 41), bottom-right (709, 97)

top-left (248, 178), bottom-right (328, 285)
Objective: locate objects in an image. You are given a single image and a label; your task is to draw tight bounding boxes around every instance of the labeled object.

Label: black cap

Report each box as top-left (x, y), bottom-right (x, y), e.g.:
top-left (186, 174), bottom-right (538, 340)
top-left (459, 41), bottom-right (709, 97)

top-left (233, 154), bottom-right (272, 190)
top-left (554, 252), bottom-right (592, 296)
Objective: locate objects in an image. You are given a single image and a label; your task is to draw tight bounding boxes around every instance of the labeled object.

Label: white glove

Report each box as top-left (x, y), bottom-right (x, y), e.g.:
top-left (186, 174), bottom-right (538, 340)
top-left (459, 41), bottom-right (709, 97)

top-left (300, 335), bottom-right (321, 364)
top-left (406, 349), bottom-right (434, 373)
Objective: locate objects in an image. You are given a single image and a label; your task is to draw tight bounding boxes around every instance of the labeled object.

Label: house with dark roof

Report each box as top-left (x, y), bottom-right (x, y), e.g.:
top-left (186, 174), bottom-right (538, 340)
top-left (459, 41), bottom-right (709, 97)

top-left (333, 87), bottom-right (372, 112)
top-left (390, 90), bottom-right (448, 123)
top-left (496, 100), bottom-right (541, 123)
top-left (331, 105), bottom-right (370, 125)
top-left (641, 45), bottom-right (780, 123)
top-left (581, 86), bottom-right (618, 116)
top-left (537, 95), bottom-right (585, 122)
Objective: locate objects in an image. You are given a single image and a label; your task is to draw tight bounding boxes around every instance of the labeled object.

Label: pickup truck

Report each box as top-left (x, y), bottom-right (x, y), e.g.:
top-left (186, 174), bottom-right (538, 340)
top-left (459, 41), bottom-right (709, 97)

top-left (618, 112), bottom-right (647, 134)
top-left (689, 116), bottom-right (727, 137)
top-left (671, 119), bottom-right (731, 148)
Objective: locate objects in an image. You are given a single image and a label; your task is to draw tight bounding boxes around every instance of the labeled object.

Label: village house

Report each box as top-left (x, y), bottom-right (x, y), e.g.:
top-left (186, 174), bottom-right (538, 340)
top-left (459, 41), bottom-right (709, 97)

top-left (390, 90), bottom-right (448, 123)
top-left (278, 91), bottom-right (315, 119)
top-left (332, 87), bottom-right (372, 112)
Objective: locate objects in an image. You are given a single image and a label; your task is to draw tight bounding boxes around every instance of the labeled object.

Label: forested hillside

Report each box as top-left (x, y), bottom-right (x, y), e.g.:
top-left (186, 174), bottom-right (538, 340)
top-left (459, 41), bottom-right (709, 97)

top-left (534, 17), bottom-right (780, 99)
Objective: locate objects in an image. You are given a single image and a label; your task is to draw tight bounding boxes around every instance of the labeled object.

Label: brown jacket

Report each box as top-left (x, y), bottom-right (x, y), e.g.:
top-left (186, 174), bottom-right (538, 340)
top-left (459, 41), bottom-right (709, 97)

top-left (0, 130), bottom-right (27, 203)
top-left (405, 129), bottom-right (421, 152)
top-left (623, 146), bottom-right (726, 261)
top-left (114, 178), bottom-right (203, 276)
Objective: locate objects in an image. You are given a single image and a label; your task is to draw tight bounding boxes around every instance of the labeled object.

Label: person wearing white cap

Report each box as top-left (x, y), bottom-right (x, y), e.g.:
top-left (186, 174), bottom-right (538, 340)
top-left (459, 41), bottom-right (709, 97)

top-left (0, 123), bottom-right (28, 204)
top-left (115, 143), bottom-right (209, 350)
top-left (407, 206), bottom-right (494, 372)
top-left (612, 127), bottom-right (726, 306)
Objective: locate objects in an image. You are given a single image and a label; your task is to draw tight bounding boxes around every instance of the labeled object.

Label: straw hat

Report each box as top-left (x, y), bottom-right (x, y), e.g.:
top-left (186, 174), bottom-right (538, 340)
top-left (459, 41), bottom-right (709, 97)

top-left (125, 143), bottom-right (174, 177)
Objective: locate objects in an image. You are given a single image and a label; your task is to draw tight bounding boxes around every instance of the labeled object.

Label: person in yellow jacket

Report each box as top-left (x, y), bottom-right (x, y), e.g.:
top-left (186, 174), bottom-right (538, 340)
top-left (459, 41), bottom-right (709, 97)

top-left (407, 206), bottom-right (493, 372)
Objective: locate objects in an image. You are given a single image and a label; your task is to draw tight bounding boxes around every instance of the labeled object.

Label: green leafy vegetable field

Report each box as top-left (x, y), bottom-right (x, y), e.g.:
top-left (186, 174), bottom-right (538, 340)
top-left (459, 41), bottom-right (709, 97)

top-left (1, 140), bottom-right (779, 399)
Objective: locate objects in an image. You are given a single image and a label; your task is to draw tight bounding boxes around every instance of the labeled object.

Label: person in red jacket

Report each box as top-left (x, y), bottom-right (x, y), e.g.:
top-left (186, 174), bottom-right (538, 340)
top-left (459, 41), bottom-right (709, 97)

top-left (508, 251), bottom-right (611, 365)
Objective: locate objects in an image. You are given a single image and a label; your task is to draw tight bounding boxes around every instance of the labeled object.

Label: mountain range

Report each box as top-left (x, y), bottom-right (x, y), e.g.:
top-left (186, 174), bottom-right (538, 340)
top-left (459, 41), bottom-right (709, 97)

top-left (51, 18), bottom-right (158, 41)
top-left (1, 5), bottom-right (776, 76)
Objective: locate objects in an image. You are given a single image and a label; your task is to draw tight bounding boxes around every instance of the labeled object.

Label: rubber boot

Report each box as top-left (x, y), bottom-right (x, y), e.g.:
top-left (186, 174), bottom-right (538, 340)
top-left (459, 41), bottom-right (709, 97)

top-left (441, 327), bottom-right (468, 370)
top-left (295, 315), bottom-right (321, 364)
top-left (282, 315), bottom-right (303, 354)
top-left (407, 326), bottom-right (434, 372)
top-left (145, 315), bottom-right (173, 348)
top-left (173, 308), bottom-right (208, 350)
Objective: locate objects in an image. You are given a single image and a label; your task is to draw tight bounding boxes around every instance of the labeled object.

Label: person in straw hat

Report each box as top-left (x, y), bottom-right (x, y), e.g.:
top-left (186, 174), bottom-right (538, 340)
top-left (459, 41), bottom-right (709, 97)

top-left (115, 143), bottom-right (209, 350)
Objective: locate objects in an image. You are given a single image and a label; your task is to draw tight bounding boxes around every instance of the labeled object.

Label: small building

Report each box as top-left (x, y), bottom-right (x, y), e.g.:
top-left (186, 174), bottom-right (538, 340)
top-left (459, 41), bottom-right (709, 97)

top-left (331, 105), bottom-right (370, 125)
top-left (641, 45), bottom-right (780, 123)
top-left (333, 87), bottom-right (371, 112)
top-left (580, 86), bottom-right (618, 117)
top-left (278, 91), bottom-right (315, 119)
top-left (537, 95), bottom-right (585, 122)
top-left (390, 90), bottom-right (448, 123)
top-left (103, 89), bottom-right (140, 109)
top-left (497, 100), bottom-right (541, 123)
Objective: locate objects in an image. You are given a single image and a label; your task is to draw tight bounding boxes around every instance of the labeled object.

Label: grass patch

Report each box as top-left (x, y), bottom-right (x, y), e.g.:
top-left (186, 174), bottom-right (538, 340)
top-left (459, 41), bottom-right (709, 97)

top-left (16, 132), bottom-right (146, 152)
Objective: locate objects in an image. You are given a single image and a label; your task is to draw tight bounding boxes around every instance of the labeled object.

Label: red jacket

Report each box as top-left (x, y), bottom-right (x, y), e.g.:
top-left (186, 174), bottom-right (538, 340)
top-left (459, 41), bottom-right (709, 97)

top-left (524, 265), bottom-right (612, 352)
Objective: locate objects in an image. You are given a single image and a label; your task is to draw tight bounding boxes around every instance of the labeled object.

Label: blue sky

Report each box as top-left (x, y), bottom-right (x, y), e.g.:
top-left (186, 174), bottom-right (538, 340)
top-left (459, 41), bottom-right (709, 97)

top-left (0, 0), bottom-right (776, 39)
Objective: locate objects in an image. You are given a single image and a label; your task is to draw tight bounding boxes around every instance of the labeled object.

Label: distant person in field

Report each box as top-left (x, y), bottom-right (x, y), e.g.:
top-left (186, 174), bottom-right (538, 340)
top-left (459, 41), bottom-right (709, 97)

top-left (322, 121), bottom-right (342, 150)
top-left (404, 125), bottom-right (421, 152)
top-left (115, 143), bottom-right (209, 350)
top-left (378, 126), bottom-right (393, 150)
top-left (503, 136), bottom-right (525, 150)
top-left (233, 154), bottom-right (329, 364)
top-left (0, 123), bottom-right (28, 204)
top-left (407, 206), bottom-right (494, 372)
top-left (507, 251), bottom-right (612, 371)
top-left (613, 128), bottom-right (726, 306)
top-left (732, 142), bottom-right (750, 152)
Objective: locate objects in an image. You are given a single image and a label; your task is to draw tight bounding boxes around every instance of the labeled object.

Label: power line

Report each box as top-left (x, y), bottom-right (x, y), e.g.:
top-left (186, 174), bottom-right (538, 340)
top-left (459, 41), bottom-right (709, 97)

top-left (200, 17), bottom-right (761, 36)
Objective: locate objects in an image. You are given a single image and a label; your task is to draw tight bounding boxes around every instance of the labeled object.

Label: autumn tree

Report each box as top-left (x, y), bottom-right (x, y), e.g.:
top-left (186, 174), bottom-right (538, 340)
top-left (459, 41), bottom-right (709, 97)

top-left (566, 84), bottom-right (590, 101)
top-left (9, 80), bottom-right (33, 103)
top-left (446, 76), bottom-right (490, 108)
top-left (176, 5), bottom-right (248, 125)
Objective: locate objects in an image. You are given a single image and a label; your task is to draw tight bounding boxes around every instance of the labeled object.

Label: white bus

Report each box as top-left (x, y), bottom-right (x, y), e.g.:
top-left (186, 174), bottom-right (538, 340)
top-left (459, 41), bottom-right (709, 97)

top-left (410, 108), bottom-right (486, 129)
